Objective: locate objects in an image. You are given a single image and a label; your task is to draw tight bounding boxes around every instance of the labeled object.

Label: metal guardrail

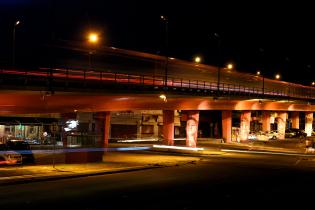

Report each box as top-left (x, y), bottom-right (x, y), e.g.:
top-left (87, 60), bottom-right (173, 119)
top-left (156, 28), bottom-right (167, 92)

top-left (0, 67), bottom-right (314, 100)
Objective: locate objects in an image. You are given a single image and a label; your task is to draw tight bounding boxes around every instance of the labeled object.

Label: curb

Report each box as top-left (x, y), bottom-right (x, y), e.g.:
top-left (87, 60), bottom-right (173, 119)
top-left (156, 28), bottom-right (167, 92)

top-left (0, 165), bottom-right (162, 186)
top-left (148, 148), bottom-right (224, 156)
top-left (148, 146), bottom-right (306, 157)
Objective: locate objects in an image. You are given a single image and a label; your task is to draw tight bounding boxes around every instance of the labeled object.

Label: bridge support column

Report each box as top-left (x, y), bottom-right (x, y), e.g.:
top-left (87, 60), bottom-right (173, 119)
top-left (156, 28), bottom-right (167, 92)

top-left (185, 111), bottom-right (199, 147)
top-left (240, 111), bottom-right (251, 141)
top-left (291, 112), bottom-right (299, 129)
top-left (163, 110), bottom-right (174, 146)
top-left (305, 112), bottom-right (313, 137)
top-left (222, 111), bottom-right (232, 143)
top-left (95, 112), bottom-right (111, 147)
top-left (277, 112), bottom-right (287, 140)
top-left (262, 111), bottom-right (271, 132)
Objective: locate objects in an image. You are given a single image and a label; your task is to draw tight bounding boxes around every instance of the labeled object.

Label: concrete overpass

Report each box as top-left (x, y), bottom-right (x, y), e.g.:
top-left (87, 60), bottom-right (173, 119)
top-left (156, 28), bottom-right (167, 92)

top-left (1, 46), bottom-right (315, 149)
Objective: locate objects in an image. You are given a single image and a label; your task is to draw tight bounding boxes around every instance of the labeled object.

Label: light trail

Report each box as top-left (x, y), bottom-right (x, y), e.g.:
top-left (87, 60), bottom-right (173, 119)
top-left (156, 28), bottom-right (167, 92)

top-left (221, 149), bottom-right (315, 157)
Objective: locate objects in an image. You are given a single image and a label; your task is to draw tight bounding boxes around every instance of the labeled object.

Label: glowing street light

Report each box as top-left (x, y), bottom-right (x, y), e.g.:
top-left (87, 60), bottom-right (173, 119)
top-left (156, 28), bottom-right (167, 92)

top-left (312, 81), bottom-right (315, 86)
top-left (194, 56), bottom-right (201, 63)
top-left (256, 70), bottom-right (261, 76)
top-left (275, 74), bottom-right (281, 80)
top-left (159, 94), bottom-right (167, 102)
top-left (86, 32), bottom-right (100, 70)
top-left (88, 33), bottom-right (99, 44)
top-left (227, 63), bottom-right (233, 70)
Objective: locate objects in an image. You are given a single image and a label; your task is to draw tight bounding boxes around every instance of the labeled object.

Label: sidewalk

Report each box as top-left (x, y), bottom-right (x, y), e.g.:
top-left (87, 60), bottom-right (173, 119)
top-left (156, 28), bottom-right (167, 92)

top-left (0, 151), bottom-right (201, 185)
top-left (196, 138), bottom-right (307, 154)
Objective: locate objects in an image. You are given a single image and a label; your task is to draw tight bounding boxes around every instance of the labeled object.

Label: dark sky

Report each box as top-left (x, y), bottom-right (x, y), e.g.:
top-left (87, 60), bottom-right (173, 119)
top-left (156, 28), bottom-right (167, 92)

top-left (0, 0), bottom-right (314, 85)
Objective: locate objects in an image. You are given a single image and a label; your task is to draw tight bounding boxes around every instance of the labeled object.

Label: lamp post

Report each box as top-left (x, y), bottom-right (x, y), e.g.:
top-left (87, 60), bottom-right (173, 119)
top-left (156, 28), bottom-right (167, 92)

top-left (227, 63), bottom-right (233, 70)
top-left (194, 56), bottom-right (201, 63)
top-left (160, 15), bottom-right (169, 88)
top-left (87, 32), bottom-right (99, 70)
top-left (214, 33), bottom-right (221, 93)
top-left (12, 20), bottom-right (20, 67)
top-left (257, 71), bottom-right (265, 97)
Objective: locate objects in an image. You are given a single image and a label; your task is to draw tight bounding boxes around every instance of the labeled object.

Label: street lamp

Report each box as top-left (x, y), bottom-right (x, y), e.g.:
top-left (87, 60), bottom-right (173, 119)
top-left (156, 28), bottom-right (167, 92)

top-left (12, 20), bottom-right (21, 67)
top-left (275, 74), bottom-right (281, 80)
top-left (312, 81), bottom-right (315, 86)
top-left (159, 94), bottom-right (167, 102)
top-left (160, 15), bottom-right (169, 88)
top-left (194, 56), bottom-right (201, 63)
top-left (87, 32), bottom-right (99, 69)
top-left (256, 70), bottom-right (265, 97)
top-left (227, 63), bottom-right (233, 70)
top-left (214, 33), bottom-right (221, 93)
top-left (88, 33), bottom-right (98, 44)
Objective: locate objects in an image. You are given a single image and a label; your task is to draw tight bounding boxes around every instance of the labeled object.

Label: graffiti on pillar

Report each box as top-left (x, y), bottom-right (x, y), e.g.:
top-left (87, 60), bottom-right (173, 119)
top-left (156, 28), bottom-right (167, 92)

top-left (277, 117), bottom-right (285, 139)
top-left (186, 118), bottom-right (198, 148)
top-left (305, 113), bottom-right (313, 137)
top-left (240, 116), bottom-right (250, 141)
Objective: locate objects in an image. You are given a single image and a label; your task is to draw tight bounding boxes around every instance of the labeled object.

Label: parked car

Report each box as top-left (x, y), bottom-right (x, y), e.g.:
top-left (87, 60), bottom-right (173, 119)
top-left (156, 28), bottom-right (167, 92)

top-left (5, 140), bottom-right (34, 164)
top-left (0, 143), bottom-right (22, 165)
top-left (248, 132), bottom-right (257, 140)
top-left (247, 130), bottom-right (279, 141)
top-left (24, 138), bottom-right (40, 145)
top-left (285, 128), bottom-right (307, 138)
top-left (265, 130), bottom-right (278, 140)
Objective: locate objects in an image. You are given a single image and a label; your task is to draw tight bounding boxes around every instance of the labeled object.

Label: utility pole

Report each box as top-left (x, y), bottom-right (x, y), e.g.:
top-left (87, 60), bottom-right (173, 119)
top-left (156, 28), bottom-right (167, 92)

top-left (214, 33), bottom-right (221, 93)
top-left (161, 15), bottom-right (169, 89)
top-left (12, 20), bottom-right (20, 67)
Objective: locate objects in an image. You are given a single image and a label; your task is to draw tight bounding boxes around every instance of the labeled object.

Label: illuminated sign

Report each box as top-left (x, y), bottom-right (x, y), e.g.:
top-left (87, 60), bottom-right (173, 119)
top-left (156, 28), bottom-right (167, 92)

top-left (64, 120), bottom-right (79, 132)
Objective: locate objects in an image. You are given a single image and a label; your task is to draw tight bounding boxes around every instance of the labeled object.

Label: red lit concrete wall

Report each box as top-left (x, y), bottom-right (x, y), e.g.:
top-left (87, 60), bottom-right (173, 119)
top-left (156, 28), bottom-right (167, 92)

top-left (277, 112), bottom-right (287, 140)
top-left (95, 112), bottom-right (111, 147)
top-left (291, 112), bottom-right (299, 129)
top-left (3, 93), bottom-right (315, 115)
top-left (222, 111), bottom-right (232, 143)
top-left (163, 110), bottom-right (174, 146)
top-left (305, 112), bottom-right (313, 137)
top-left (185, 111), bottom-right (199, 147)
top-left (240, 111), bottom-right (251, 141)
top-left (103, 112), bottom-right (111, 147)
top-left (262, 111), bottom-right (271, 132)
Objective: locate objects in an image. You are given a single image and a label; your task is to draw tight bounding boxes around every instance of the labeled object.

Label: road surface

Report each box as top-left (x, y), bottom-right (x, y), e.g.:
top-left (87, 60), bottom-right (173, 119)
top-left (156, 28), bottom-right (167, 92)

top-left (1, 152), bottom-right (315, 209)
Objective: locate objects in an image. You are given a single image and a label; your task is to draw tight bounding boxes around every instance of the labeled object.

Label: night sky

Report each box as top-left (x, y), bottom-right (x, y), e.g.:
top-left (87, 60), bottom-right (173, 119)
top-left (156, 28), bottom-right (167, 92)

top-left (0, 0), bottom-right (314, 85)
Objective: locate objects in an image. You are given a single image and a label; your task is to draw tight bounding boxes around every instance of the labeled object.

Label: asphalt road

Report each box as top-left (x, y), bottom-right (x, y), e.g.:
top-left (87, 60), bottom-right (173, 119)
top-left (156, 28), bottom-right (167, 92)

top-left (1, 152), bottom-right (315, 210)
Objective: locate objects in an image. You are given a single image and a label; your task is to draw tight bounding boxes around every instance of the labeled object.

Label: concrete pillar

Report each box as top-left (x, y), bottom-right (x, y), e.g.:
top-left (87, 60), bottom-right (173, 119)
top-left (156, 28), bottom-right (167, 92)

top-left (186, 110), bottom-right (199, 147)
top-left (277, 112), bottom-right (287, 140)
top-left (153, 123), bottom-right (159, 139)
top-left (240, 111), bottom-right (251, 141)
top-left (305, 112), bottom-right (313, 137)
top-left (95, 112), bottom-right (111, 147)
top-left (222, 111), bottom-right (232, 143)
top-left (291, 112), bottom-right (299, 129)
top-left (163, 110), bottom-right (174, 146)
top-left (137, 122), bottom-right (142, 139)
top-left (262, 111), bottom-right (271, 132)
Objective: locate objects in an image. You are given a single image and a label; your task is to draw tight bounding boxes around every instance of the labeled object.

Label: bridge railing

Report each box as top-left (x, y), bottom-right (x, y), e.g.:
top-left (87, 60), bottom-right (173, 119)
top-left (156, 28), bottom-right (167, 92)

top-left (0, 67), bottom-right (313, 100)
